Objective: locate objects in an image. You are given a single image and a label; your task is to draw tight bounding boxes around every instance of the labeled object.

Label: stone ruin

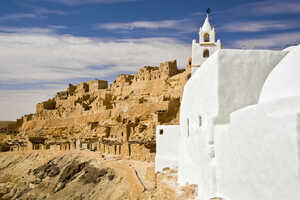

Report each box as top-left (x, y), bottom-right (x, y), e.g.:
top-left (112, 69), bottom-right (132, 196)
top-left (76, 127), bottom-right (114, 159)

top-left (2, 59), bottom-right (191, 162)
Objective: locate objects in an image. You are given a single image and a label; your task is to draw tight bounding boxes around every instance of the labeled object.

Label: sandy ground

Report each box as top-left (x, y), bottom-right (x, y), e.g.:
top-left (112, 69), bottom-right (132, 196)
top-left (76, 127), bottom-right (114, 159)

top-left (0, 150), bottom-right (157, 200)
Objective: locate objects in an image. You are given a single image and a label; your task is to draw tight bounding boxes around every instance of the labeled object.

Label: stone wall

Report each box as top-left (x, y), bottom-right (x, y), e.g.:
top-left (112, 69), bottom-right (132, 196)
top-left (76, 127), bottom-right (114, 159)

top-left (159, 60), bottom-right (178, 79)
top-left (87, 80), bottom-right (108, 91)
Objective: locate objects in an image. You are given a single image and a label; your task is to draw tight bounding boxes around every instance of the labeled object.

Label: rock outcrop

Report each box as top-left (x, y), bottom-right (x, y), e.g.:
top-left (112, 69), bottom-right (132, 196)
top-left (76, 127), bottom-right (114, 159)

top-left (0, 151), bottom-right (150, 200)
top-left (0, 151), bottom-right (196, 200)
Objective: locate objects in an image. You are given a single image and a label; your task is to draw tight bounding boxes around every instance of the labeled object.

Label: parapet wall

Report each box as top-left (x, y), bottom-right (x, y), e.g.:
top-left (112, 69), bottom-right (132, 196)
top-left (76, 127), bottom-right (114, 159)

top-left (88, 80), bottom-right (108, 91)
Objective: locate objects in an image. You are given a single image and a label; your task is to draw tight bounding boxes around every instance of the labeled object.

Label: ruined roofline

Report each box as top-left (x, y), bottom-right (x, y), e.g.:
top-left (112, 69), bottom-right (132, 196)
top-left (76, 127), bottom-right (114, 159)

top-left (50, 59), bottom-right (183, 99)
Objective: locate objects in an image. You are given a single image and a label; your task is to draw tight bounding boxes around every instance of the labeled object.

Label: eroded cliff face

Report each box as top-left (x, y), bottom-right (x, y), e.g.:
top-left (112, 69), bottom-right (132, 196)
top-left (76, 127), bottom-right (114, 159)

top-left (2, 59), bottom-right (192, 161)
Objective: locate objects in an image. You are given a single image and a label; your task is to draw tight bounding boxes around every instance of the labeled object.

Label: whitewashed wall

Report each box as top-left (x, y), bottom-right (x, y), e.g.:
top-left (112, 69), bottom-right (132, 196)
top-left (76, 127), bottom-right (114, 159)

top-left (155, 125), bottom-right (180, 172)
top-left (217, 97), bottom-right (300, 200)
top-left (179, 49), bottom-right (287, 199)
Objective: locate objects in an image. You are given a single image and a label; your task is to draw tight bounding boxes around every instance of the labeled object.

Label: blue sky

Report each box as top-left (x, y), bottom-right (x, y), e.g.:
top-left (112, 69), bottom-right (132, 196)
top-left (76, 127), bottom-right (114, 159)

top-left (1, 0), bottom-right (300, 120)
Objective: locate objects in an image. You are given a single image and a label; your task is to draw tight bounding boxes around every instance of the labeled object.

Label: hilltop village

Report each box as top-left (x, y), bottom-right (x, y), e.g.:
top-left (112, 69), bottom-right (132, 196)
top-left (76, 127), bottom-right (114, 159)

top-left (0, 59), bottom-right (192, 162)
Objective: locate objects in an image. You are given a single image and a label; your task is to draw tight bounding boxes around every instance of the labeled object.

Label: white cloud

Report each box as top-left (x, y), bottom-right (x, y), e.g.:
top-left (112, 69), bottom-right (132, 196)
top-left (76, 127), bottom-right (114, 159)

top-left (232, 32), bottom-right (300, 49)
top-left (0, 28), bottom-right (191, 120)
top-left (0, 13), bottom-right (37, 21)
top-left (0, 32), bottom-right (190, 82)
top-left (219, 20), bottom-right (298, 32)
top-left (0, 88), bottom-right (64, 121)
top-left (46, 0), bottom-right (137, 5)
top-left (95, 19), bottom-right (197, 34)
top-left (48, 25), bottom-right (66, 30)
top-left (33, 7), bottom-right (66, 15)
top-left (97, 20), bottom-right (183, 30)
top-left (0, 8), bottom-right (65, 22)
top-left (0, 27), bottom-right (55, 34)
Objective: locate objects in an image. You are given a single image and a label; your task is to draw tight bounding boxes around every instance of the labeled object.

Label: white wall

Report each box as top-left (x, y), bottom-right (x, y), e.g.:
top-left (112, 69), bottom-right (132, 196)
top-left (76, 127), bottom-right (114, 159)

top-left (178, 117), bottom-right (229, 200)
top-left (185, 49), bottom-right (286, 125)
top-left (217, 49), bottom-right (287, 123)
top-left (155, 125), bottom-right (180, 172)
top-left (178, 52), bottom-right (219, 194)
top-left (217, 97), bottom-right (300, 200)
top-left (181, 49), bottom-right (286, 136)
top-left (179, 49), bottom-right (287, 199)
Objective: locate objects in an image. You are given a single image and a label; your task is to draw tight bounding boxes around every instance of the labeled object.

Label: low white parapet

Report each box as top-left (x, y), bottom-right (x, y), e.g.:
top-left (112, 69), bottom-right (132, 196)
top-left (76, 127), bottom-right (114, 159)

top-left (155, 125), bottom-right (180, 173)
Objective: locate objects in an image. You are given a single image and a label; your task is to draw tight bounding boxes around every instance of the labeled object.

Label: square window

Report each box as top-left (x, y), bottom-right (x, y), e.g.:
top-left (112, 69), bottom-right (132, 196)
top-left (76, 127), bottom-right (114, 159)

top-left (159, 129), bottom-right (163, 135)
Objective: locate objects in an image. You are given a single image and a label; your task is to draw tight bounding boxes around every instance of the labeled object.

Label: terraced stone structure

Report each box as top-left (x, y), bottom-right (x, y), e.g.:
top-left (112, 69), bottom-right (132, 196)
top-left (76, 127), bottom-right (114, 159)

top-left (9, 59), bottom-right (191, 161)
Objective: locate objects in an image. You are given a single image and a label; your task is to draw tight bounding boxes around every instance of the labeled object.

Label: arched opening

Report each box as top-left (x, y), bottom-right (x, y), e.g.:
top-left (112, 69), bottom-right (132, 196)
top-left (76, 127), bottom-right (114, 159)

top-left (204, 33), bottom-right (210, 42)
top-left (198, 115), bottom-right (202, 127)
top-left (203, 49), bottom-right (210, 58)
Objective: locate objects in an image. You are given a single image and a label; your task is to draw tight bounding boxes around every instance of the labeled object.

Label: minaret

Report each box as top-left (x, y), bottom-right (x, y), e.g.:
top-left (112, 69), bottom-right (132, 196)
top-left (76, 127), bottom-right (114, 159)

top-left (199, 14), bottom-right (215, 43)
top-left (191, 11), bottom-right (222, 75)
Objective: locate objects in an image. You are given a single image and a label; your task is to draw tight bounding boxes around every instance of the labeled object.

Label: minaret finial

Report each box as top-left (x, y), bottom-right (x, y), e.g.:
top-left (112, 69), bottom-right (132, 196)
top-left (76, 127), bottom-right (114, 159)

top-left (206, 8), bottom-right (211, 16)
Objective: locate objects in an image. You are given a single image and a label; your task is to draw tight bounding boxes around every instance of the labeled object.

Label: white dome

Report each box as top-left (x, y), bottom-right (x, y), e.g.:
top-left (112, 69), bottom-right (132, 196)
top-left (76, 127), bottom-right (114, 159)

top-left (201, 15), bottom-right (212, 32)
top-left (282, 45), bottom-right (299, 52)
top-left (259, 45), bottom-right (300, 103)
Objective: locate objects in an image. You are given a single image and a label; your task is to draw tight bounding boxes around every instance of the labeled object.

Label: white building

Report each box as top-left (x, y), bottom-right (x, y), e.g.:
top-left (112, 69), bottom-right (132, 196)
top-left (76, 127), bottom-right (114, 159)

top-left (192, 14), bottom-right (221, 74)
top-left (156, 14), bottom-right (300, 200)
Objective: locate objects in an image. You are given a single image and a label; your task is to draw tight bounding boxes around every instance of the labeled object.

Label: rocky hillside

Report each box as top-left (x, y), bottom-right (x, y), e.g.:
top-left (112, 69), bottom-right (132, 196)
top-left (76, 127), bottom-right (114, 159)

top-left (0, 151), bottom-right (196, 200)
top-left (0, 151), bottom-right (155, 200)
top-left (1, 59), bottom-right (192, 161)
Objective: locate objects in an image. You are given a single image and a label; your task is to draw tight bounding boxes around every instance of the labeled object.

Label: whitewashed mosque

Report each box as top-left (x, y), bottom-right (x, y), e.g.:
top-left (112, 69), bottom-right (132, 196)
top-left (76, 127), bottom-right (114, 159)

top-left (155, 14), bottom-right (300, 200)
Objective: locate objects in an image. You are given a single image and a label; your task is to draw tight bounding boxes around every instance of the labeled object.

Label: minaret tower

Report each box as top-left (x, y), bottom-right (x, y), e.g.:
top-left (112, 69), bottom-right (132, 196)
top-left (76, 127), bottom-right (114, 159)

top-left (191, 9), bottom-right (222, 74)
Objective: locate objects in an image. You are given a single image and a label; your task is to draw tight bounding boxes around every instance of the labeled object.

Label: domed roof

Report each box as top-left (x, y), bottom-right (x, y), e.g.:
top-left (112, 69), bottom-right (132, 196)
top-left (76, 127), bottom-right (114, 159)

top-left (201, 15), bottom-right (212, 32)
top-left (259, 45), bottom-right (300, 103)
top-left (282, 45), bottom-right (298, 52)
